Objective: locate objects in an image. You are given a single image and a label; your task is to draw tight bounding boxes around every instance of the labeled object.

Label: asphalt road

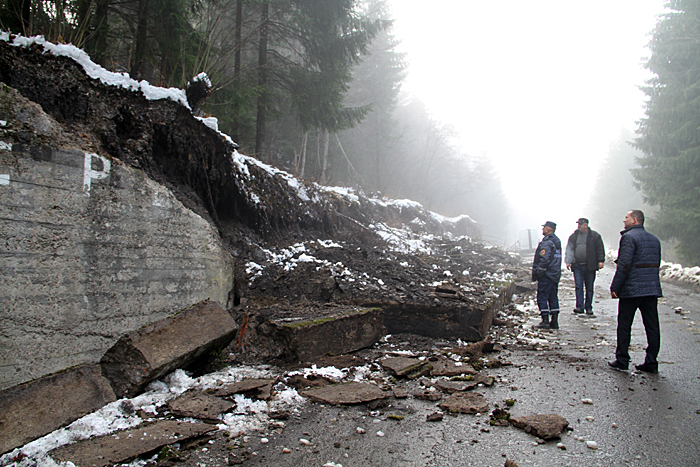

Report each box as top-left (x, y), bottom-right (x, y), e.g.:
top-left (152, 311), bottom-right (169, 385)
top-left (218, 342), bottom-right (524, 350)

top-left (188, 265), bottom-right (700, 467)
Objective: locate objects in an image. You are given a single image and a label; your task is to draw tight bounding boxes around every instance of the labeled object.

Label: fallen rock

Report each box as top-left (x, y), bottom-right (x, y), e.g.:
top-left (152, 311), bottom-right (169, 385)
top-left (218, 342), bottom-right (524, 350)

top-left (429, 356), bottom-right (477, 377)
top-left (380, 357), bottom-right (432, 379)
top-left (435, 374), bottom-right (494, 394)
top-left (392, 386), bottom-right (408, 399)
top-left (100, 300), bottom-right (238, 398)
top-left (489, 407), bottom-right (511, 426)
top-left (284, 374), bottom-right (332, 390)
top-left (49, 420), bottom-right (216, 467)
top-left (514, 280), bottom-right (535, 293)
top-left (300, 382), bottom-right (387, 405)
top-left (427, 412), bottom-right (444, 422)
top-left (510, 414), bottom-right (570, 440)
top-left (414, 391), bottom-right (443, 401)
top-left (0, 364), bottom-right (116, 455)
top-left (435, 380), bottom-right (478, 393)
top-left (209, 378), bottom-right (275, 399)
top-left (439, 392), bottom-right (489, 414)
top-left (167, 390), bottom-right (235, 422)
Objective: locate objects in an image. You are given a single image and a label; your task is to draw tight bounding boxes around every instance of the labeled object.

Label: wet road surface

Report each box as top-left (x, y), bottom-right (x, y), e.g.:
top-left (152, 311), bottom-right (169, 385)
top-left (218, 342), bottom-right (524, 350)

top-left (188, 266), bottom-right (700, 467)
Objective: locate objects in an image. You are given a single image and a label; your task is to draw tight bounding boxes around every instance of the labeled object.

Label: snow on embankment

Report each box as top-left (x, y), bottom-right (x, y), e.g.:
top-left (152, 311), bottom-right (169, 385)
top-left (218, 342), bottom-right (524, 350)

top-left (659, 262), bottom-right (700, 288)
top-left (0, 33), bottom-right (481, 246)
top-left (606, 250), bottom-right (700, 288)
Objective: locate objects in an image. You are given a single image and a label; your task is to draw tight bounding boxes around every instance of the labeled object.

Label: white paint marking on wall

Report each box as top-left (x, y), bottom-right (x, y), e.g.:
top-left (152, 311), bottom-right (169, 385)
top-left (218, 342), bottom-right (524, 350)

top-left (0, 141), bottom-right (11, 151)
top-left (83, 152), bottom-right (111, 196)
top-left (0, 174), bottom-right (9, 185)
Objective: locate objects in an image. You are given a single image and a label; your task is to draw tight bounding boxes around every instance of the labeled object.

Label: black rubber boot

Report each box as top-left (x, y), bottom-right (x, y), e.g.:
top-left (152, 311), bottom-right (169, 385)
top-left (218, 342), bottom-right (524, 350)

top-left (549, 313), bottom-right (559, 329)
top-left (536, 314), bottom-right (550, 329)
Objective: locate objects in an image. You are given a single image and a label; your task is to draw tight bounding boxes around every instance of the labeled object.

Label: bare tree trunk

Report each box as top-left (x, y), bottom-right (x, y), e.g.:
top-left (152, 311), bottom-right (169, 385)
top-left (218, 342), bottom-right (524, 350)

top-left (295, 131), bottom-right (308, 176)
top-left (91, 0), bottom-right (109, 65)
top-left (5, 0), bottom-right (31, 34)
top-left (255, 2), bottom-right (269, 159)
top-left (130, 0), bottom-right (149, 80)
top-left (335, 133), bottom-right (363, 185)
top-left (315, 128), bottom-right (321, 177)
top-left (234, 0), bottom-right (243, 76)
top-left (54, 0), bottom-right (65, 41)
top-left (319, 129), bottom-right (330, 184)
top-left (297, 131), bottom-right (309, 177)
top-left (232, 0), bottom-right (243, 140)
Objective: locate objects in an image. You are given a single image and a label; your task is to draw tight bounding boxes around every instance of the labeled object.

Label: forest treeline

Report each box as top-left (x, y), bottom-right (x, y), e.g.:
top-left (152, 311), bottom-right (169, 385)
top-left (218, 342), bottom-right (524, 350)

top-left (588, 0), bottom-right (700, 267)
top-left (0, 0), bottom-right (511, 242)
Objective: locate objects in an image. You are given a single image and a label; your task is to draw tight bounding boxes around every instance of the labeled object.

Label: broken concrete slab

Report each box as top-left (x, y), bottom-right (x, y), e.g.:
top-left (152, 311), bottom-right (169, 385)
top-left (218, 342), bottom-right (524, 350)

top-left (429, 356), bottom-right (477, 376)
top-left (0, 364), bottom-right (116, 455)
top-left (209, 378), bottom-right (275, 399)
top-left (383, 282), bottom-right (515, 341)
top-left (435, 380), bottom-right (479, 393)
top-left (510, 414), bottom-right (570, 440)
top-left (414, 391), bottom-right (443, 401)
top-left (380, 357), bottom-right (432, 379)
top-left (100, 300), bottom-right (238, 398)
top-left (241, 307), bottom-right (385, 363)
top-left (514, 280), bottom-right (535, 293)
top-left (284, 374), bottom-right (332, 390)
top-left (439, 392), bottom-right (489, 414)
top-left (300, 382), bottom-right (388, 405)
top-left (167, 390), bottom-right (234, 422)
top-left (49, 420), bottom-right (216, 467)
top-left (433, 374), bottom-right (494, 394)
top-left (282, 308), bottom-right (385, 362)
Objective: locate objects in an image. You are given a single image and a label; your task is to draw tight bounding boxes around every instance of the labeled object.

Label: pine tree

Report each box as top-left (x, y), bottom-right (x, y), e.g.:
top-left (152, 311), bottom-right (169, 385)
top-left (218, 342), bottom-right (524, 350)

top-left (634, 0), bottom-right (700, 266)
top-left (587, 130), bottom-right (647, 248)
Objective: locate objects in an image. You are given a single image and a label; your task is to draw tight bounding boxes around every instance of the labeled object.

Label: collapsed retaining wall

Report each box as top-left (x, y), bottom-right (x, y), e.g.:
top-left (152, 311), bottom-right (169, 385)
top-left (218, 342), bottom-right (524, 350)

top-left (240, 282), bottom-right (515, 364)
top-left (0, 85), bottom-right (235, 390)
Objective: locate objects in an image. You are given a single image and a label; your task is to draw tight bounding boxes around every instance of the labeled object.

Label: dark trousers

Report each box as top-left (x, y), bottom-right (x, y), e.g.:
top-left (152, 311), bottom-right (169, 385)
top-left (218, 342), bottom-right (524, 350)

top-left (536, 277), bottom-right (560, 317)
top-left (615, 296), bottom-right (660, 367)
top-left (573, 264), bottom-right (596, 311)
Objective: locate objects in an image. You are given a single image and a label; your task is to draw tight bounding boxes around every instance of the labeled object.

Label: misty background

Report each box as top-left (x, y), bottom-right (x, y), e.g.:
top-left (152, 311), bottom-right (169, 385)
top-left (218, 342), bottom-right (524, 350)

top-left (1, 0), bottom-right (697, 265)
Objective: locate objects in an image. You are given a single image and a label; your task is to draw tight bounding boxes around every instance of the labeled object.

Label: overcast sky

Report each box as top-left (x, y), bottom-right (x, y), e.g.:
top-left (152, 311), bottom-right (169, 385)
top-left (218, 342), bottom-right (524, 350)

top-left (388, 0), bottom-right (666, 238)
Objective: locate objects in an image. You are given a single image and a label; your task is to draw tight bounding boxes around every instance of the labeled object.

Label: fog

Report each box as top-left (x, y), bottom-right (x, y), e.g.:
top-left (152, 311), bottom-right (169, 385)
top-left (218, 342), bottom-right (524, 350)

top-left (388, 0), bottom-right (666, 241)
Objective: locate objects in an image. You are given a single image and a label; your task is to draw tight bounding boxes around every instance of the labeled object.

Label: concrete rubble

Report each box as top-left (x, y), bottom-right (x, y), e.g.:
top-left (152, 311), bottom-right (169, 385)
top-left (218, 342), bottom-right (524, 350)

top-left (101, 300), bottom-right (239, 399)
top-left (300, 382), bottom-right (388, 405)
top-left (0, 300), bottom-right (236, 455)
top-left (209, 378), bottom-right (276, 399)
top-left (167, 390), bottom-right (235, 422)
top-left (439, 392), bottom-right (490, 414)
top-left (510, 414), bottom-right (571, 440)
top-left (0, 364), bottom-right (116, 454)
top-left (1, 286), bottom-right (600, 466)
top-left (48, 420), bottom-right (216, 467)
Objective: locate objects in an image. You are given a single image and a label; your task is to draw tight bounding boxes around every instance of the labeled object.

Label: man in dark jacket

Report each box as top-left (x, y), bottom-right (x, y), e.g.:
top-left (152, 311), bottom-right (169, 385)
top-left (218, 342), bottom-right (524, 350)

top-left (532, 221), bottom-right (562, 329)
top-left (608, 210), bottom-right (662, 373)
top-left (565, 218), bottom-right (605, 316)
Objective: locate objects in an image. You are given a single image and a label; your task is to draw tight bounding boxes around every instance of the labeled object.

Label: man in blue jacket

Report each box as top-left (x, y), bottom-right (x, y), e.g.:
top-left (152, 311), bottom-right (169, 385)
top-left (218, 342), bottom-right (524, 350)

top-left (608, 210), bottom-right (662, 373)
top-left (532, 221), bottom-right (562, 329)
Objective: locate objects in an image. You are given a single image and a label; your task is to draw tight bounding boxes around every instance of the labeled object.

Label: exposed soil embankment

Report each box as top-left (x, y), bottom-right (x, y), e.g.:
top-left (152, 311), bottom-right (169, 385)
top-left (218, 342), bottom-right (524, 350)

top-left (0, 35), bottom-right (522, 358)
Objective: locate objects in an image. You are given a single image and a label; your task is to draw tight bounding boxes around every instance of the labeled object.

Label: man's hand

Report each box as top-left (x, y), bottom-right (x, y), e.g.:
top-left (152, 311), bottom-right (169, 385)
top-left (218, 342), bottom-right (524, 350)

top-left (611, 291), bottom-right (618, 299)
top-left (566, 263), bottom-right (572, 271)
top-left (598, 262), bottom-right (604, 270)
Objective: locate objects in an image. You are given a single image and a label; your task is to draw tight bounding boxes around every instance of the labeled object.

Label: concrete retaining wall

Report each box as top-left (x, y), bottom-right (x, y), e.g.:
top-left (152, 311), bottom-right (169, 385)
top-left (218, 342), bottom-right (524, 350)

top-left (0, 89), bottom-right (234, 390)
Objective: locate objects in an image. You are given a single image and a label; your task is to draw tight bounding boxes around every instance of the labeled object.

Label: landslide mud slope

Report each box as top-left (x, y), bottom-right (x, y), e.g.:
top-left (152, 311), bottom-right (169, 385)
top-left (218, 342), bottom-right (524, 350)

top-left (0, 35), bottom-right (520, 318)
